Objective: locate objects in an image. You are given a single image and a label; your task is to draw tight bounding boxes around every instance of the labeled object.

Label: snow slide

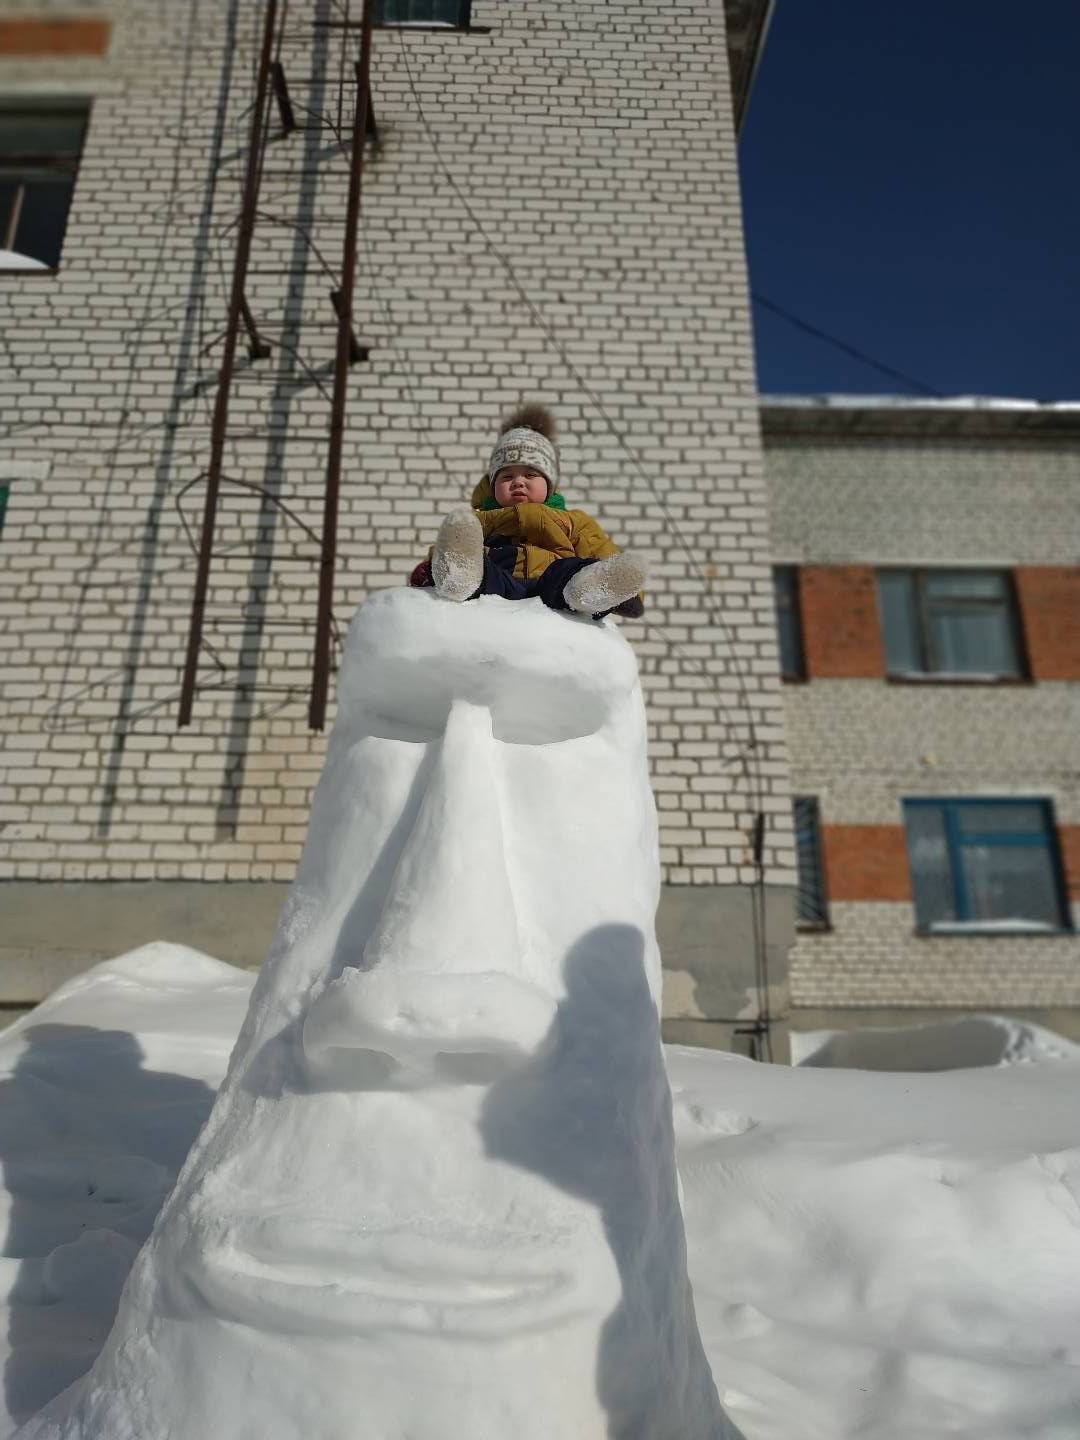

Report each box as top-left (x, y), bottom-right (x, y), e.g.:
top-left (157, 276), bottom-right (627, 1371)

top-left (18, 589), bottom-right (738, 1439)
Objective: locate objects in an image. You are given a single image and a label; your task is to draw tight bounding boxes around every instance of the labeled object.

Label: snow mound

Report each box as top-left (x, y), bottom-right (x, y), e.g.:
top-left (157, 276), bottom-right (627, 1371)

top-left (17, 590), bottom-right (736, 1440)
top-left (1, 955), bottom-right (229, 1434)
top-left (6, 956), bottom-right (1080, 1440)
top-left (669, 1046), bottom-right (1080, 1440)
top-left (791, 1013), bottom-right (1080, 1070)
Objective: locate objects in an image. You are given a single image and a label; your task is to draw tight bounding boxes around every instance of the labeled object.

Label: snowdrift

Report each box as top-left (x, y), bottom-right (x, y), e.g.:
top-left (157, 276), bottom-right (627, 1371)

top-left (792, 1013), bottom-right (1079, 1069)
top-left (15, 590), bottom-right (736, 1439)
top-left (5, 952), bottom-right (1080, 1440)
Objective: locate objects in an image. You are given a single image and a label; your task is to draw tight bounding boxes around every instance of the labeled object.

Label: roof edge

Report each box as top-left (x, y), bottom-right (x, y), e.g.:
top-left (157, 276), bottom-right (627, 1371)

top-left (760, 395), bottom-right (1080, 441)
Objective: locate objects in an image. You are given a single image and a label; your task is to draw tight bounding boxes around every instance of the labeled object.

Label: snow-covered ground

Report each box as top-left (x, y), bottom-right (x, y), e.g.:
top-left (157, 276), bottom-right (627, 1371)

top-left (3, 945), bottom-right (1079, 1440)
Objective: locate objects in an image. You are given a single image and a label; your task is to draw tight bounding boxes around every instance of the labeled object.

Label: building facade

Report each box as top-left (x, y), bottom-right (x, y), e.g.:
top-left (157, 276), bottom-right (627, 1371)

top-left (766, 398), bottom-right (1080, 1034)
top-left (0, 1), bottom-right (795, 1047)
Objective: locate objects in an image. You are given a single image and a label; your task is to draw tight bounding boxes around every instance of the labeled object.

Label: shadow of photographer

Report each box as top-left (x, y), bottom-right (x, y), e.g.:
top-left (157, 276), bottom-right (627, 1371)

top-left (481, 924), bottom-right (743, 1439)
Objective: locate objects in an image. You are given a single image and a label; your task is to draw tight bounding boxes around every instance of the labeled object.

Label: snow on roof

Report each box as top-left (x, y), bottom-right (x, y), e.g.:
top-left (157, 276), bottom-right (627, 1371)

top-left (759, 392), bottom-right (1080, 438)
top-left (761, 393), bottom-right (1080, 412)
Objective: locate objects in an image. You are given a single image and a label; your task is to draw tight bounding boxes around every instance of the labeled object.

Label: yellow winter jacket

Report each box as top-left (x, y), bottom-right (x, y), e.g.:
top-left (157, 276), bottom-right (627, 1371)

top-left (468, 477), bottom-right (621, 582)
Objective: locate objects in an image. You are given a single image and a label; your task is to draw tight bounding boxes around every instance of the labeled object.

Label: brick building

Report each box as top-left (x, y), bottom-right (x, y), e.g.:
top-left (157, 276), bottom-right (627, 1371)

top-left (8, 12), bottom-right (1074, 1053)
top-left (765, 397), bottom-right (1080, 1037)
top-left (0, 1), bottom-right (795, 1048)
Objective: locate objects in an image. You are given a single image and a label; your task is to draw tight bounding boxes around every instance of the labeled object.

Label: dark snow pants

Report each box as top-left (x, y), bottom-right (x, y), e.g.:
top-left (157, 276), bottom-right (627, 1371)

top-left (473, 543), bottom-right (598, 612)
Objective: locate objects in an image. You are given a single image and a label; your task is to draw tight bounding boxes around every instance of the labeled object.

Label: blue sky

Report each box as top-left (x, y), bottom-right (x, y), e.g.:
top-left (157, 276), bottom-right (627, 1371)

top-left (738, 0), bottom-right (1080, 401)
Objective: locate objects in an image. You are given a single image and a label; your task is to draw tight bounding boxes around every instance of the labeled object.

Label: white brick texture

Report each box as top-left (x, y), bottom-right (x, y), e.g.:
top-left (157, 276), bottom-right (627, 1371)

top-left (0, 1), bottom-right (794, 888)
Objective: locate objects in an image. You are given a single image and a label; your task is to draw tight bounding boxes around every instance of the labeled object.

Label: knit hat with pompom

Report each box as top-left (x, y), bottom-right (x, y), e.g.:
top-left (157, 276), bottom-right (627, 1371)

top-left (487, 403), bottom-right (559, 498)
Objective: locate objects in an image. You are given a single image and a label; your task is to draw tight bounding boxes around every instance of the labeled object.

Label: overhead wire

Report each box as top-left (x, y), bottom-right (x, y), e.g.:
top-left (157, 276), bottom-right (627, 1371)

top-left (751, 291), bottom-right (944, 399)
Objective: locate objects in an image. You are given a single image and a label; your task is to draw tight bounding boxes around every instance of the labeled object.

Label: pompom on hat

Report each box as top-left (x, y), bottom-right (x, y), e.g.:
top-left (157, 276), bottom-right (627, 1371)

top-left (487, 403), bottom-right (559, 498)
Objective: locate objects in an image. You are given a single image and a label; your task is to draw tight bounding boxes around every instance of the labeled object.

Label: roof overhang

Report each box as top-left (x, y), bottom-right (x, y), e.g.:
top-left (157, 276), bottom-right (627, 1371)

top-left (760, 395), bottom-right (1080, 442)
top-left (725, 0), bottom-right (776, 133)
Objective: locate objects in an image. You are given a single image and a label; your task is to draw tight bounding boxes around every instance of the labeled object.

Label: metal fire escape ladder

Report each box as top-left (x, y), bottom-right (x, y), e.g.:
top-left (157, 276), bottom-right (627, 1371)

top-left (177, 0), bottom-right (377, 730)
top-left (310, 0), bottom-right (376, 731)
top-left (177, 0), bottom-right (282, 728)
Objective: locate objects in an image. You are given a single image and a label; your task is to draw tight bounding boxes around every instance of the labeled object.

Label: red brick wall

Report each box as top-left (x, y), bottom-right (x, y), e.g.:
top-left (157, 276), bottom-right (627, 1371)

top-left (799, 565), bottom-right (886, 679)
top-left (1060, 826), bottom-right (1080, 902)
top-left (1015, 567), bottom-right (1080, 681)
top-left (822, 824), bottom-right (912, 902)
top-left (821, 823), bottom-right (1077, 907)
top-left (0, 18), bottom-right (111, 56)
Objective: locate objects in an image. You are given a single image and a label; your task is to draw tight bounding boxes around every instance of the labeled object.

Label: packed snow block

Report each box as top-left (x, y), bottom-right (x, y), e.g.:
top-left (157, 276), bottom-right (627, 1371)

top-left (19, 589), bottom-right (739, 1440)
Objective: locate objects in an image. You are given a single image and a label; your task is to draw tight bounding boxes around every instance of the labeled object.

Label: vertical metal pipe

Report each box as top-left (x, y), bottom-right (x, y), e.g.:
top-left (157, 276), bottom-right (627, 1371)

top-left (178, 0), bottom-right (279, 727)
top-left (309, 0), bottom-right (375, 731)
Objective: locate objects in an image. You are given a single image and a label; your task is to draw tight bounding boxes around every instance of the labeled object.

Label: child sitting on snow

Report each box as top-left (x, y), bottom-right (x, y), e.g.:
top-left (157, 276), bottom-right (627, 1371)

top-left (409, 404), bottom-right (646, 619)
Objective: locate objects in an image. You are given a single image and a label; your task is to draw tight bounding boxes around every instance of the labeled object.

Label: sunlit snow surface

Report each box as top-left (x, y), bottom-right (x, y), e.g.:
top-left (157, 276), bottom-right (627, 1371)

top-left (3, 948), bottom-right (1079, 1440)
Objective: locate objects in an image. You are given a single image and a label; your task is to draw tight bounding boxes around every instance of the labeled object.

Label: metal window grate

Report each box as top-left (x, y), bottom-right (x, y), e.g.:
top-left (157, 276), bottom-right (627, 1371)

top-left (373, 0), bottom-right (471, 25)
top-left (773, 566), bottom-right (805, 680)
top-left (794, 796), bottom-right (829, 928)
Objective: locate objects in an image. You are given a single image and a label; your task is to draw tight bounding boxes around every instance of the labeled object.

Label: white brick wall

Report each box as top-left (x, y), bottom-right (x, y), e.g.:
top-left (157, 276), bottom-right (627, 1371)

top-left (785, 683), bottom-right (1080, 827)
top-left (769, 434), bottom-right (1080, 566)
top-left (0, 1), bottom-right (795, 890)
top-left (792, 902), bottom-right (1080, 1009)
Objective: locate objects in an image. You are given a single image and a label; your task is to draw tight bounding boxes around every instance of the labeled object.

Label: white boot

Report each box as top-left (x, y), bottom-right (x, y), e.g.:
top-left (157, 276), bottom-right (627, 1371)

top-left (563, 552), bottom-right (647, 615)
top-left (432, 509), bottom-right (484, 602)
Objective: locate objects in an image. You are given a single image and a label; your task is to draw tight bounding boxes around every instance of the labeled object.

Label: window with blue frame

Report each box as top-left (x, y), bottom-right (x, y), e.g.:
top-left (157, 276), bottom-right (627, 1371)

top-left (903, 798), bottom-right (1069, 933)
top-left (794, 796), bottom-right (829, 928)
top-left (373, 0), bottom-right (471, 25)
top-left (773, 566), bottom-right (804, 681)
top-left (877, 568), bottom-right (1026, 679)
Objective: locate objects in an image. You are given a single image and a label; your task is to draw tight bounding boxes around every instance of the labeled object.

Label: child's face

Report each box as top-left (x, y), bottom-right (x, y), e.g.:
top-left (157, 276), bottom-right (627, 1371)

top-left (493, 465), bottom-right (549, 506)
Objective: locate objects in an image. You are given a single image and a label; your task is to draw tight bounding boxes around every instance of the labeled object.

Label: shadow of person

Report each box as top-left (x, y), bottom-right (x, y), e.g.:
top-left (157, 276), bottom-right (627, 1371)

top-left (1, 1023), bottom-right (216, 1430)
top-left (481, 925), bottom-right (743, 1439)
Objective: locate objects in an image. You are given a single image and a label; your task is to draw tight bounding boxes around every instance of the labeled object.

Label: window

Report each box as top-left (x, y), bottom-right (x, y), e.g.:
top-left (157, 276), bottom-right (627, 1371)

top-left (904, 799), bottom-right (1069, 934)
top-left (0, 483), bottom-right (8, 537)
top-left (0, 100), bottom-right (90, 270)
top-left (794, 797), bottom-right (829, 928)
top-left (773, 566), bottom-right (805, 681)
top-left (373, 0), bottom-right (471, 25)
top-left (877, 568), bottom-right (1025, 679)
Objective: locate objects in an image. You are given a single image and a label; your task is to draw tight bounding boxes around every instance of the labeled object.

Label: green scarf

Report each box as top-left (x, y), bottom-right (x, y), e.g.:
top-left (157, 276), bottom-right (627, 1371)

top-left (480, 492), bottom-right (566, 512)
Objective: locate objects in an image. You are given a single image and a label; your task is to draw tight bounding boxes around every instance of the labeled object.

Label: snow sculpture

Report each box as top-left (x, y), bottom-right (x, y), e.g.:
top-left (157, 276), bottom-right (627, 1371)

top-left (20, 588), bottom-right (740, 1440)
